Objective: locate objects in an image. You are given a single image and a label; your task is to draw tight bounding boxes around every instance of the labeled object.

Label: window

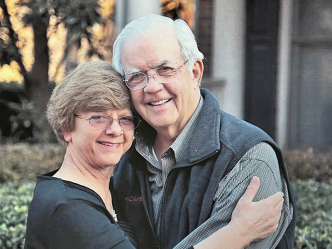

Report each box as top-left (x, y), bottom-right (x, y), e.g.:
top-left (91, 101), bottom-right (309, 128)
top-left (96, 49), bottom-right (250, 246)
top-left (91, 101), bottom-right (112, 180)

top-left (289, 0), bottom-right (332, 149)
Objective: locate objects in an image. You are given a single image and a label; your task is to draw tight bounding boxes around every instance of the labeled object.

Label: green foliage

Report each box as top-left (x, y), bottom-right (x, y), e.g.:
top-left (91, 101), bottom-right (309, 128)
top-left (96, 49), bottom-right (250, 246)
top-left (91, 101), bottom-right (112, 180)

top-left (1, 0), bottom-right (104, 67)
top-left (0, 181), bottom-right (35, 249)
top-left (0, 82), bottom-right (57, 143)
top-left (24, 0), bottom-right (103, 46)
top-left (294, 179), bottom-right (332, 249)
top-left (0, 143), bottom-right (65, 183)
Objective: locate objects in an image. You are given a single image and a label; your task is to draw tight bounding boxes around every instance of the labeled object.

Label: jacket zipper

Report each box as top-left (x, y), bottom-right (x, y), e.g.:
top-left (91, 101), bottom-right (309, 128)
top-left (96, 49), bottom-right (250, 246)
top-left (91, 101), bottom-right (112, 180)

top-left (158, 149), bottom-right (220, 248)
top-left (140, 174), bottom-right (160, 249)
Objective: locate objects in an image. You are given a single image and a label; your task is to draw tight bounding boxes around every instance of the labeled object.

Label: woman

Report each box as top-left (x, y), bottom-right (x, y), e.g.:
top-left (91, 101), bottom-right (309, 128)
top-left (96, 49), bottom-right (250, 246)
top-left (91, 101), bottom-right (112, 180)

top-left (24, 61), bottom-right (283, 249)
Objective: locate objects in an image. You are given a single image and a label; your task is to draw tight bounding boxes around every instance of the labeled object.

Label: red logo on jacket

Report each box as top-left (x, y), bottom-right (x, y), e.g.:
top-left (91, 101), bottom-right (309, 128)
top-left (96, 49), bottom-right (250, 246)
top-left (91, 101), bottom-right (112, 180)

top-left (125, 196), bottom-right (143, 202)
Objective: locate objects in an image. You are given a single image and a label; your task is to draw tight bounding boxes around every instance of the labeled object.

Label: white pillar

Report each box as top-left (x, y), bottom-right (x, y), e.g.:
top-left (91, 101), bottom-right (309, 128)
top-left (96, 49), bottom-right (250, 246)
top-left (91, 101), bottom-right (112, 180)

top-left (115, 0), bottom-right (160, 35)
top-left (212, 0), bottom-right (246, 119)
top-left (276, 0), bottom-right (293, 148)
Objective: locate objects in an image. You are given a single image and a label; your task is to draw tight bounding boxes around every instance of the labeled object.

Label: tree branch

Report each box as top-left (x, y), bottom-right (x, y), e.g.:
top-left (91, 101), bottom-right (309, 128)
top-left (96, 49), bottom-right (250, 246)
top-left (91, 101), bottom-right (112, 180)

top-left (0, 0), bottom-right (28, 77)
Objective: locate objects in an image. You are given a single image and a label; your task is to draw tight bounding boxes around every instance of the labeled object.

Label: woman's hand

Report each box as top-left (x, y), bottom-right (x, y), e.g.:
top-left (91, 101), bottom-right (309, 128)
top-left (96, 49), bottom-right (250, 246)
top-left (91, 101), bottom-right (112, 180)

top-left (230, 176), bottom-right (284, 245)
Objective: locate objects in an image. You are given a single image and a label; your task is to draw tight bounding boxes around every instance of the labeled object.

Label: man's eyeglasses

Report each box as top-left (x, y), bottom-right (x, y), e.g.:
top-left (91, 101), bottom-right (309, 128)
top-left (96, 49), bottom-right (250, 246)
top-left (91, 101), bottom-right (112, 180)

top-left (74, 114), bottom-right (141, 130)
top-left (123, 60), bottom-right (188, 90)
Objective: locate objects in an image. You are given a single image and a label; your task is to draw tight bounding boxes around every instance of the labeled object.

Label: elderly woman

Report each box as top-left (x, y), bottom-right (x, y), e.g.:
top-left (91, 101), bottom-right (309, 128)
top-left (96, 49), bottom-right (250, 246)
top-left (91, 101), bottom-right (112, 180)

top-left (24, 61), bottom-right (283, 249)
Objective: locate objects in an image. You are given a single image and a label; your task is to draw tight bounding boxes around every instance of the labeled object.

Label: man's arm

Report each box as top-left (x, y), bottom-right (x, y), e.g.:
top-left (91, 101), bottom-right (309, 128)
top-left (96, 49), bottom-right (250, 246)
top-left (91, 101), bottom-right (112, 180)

top-left (193, 176), bottom-right (284, 249)
top-left (174, 142), bottom-right (293, 249)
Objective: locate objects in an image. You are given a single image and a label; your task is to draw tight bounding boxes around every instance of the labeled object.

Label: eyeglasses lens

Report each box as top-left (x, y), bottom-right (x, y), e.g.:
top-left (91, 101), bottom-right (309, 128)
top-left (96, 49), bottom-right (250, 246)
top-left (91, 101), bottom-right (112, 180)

top-left (89, 116), bottom-right (140, 130)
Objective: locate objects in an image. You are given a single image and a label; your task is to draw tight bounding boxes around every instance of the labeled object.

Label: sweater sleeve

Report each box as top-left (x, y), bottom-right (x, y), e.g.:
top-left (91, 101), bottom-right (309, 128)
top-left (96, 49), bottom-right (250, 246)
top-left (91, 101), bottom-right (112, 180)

top-left (174, 142), bottom-right (293, 249)
top-left (49, 199), bottom-right (136, 249)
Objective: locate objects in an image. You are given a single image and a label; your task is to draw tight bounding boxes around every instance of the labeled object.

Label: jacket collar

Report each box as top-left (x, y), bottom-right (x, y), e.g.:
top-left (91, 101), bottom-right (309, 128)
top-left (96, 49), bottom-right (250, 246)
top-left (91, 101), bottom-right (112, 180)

top-left (186, 88), bottom-right (221, 164)
top-left (128, 88), bottom-right (221, 167)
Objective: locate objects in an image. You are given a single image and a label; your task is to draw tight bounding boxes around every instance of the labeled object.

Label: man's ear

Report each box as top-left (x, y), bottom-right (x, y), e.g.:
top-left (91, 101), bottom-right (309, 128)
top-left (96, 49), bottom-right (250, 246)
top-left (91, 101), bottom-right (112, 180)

top-left (192, 60), bottom-right (204, 89)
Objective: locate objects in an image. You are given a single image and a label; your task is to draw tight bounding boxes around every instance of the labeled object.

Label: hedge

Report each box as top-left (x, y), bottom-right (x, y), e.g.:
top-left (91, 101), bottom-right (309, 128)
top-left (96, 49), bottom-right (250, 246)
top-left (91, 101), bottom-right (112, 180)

top-left (284, 147), bottom-right (332, 182)
top-left (1, 144), bottom-right (332, 183)
top-left (0, 143), bottom-right (65, 183)
top-left (0, 182), bottom-right (35, 249)
top-left (1, 179), bottom-right (331, 248)
top-left (294, 179), bottom-right (332, 248)
top-left (1, 144), bottom-right (332, 248)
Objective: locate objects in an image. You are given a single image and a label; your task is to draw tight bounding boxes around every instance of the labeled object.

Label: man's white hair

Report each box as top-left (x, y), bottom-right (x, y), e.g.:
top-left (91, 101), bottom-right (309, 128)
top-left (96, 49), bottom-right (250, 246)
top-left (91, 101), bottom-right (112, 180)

top-left (112, 14), bottom-right (204, 76)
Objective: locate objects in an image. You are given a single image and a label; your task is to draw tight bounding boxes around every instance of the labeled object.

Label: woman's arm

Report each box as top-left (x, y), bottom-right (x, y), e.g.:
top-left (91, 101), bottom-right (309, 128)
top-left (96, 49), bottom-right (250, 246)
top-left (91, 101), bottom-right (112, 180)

top-left (194, 176), bottom-right (284, 249)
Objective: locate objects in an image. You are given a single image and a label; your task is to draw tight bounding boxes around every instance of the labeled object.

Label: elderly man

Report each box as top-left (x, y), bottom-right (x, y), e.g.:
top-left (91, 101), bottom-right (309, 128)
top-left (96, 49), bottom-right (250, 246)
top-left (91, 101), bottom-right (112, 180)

top-left (111, 14), bottom-right (295, 249)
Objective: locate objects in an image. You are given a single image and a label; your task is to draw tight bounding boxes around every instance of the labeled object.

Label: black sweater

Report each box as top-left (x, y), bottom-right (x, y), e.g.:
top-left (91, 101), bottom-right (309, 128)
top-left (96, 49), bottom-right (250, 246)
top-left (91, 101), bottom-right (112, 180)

top-left (24, 171), bottom-right (136, 249)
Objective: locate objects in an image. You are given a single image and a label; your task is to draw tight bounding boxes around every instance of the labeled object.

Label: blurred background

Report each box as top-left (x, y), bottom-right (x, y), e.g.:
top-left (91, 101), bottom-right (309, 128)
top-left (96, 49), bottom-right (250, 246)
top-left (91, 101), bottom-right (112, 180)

top-left (1, 0), bottom-right (332, 150)
top-left (1, 0), bottom-right (332, 248)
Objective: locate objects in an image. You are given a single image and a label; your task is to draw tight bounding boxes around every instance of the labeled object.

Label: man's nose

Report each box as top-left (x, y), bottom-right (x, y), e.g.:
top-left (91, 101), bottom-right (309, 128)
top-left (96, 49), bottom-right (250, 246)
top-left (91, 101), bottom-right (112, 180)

top-left (144, 74), bottom-right (163, 93)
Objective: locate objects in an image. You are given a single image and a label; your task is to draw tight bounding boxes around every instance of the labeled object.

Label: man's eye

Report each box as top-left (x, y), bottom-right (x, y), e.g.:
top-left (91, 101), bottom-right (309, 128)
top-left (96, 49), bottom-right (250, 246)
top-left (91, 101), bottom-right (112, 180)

top-left (128, 73), bottom-right (146, 83)
top-left (158, 67), bottom-right (174, 75)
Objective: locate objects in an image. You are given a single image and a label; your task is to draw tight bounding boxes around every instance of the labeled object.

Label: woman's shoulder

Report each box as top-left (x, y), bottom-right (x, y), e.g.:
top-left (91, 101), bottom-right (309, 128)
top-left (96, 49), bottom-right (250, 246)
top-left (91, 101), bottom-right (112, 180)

top-left (35, 174), bottom-right (105, 207)
top-left (27, 176), bottom-right (136, 248)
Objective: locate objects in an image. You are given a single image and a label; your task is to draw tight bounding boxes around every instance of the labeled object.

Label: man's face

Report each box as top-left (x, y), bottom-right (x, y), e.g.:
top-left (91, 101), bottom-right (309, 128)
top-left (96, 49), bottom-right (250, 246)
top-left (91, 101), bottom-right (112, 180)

top-left (121, 27), bottom-right (203, 136)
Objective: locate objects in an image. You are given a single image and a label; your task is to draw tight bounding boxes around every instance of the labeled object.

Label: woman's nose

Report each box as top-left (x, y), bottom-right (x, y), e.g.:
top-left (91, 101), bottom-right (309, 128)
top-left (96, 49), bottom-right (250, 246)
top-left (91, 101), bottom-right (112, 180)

top-left (105, 119), bottom-right (123, 136)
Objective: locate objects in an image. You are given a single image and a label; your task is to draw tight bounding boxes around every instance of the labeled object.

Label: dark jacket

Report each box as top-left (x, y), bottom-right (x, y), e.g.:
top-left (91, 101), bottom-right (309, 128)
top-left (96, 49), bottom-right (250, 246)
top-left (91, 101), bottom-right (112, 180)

top-left (111, 88), bottom-right (296, 249)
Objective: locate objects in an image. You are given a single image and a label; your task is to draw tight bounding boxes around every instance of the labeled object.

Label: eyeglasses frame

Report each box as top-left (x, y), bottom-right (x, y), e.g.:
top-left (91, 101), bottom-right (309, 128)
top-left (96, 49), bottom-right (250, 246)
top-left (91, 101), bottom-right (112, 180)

top-left (123, 59), bottom-right (189, 90)
top-left (74, 114), bottom-right (141, 130)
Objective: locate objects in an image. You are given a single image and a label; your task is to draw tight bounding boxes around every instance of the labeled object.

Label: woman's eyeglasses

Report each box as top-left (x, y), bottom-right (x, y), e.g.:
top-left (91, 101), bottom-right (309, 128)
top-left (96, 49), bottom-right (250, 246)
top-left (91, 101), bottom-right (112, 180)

top-left (74, 114), bottom-right (141, 130)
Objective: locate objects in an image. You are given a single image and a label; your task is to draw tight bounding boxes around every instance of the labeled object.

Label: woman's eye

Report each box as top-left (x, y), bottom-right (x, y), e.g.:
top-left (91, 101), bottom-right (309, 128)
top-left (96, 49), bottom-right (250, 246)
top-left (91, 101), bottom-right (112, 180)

top-left (120, 116), bottom-right (133, 123)
top-left (90, 116), bottom-right (105, 122)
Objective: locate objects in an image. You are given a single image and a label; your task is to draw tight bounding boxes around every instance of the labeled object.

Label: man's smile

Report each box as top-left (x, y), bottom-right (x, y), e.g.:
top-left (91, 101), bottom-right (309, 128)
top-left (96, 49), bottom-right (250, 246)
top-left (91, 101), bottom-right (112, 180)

top-left (148, 98), bottom-right (172, 106)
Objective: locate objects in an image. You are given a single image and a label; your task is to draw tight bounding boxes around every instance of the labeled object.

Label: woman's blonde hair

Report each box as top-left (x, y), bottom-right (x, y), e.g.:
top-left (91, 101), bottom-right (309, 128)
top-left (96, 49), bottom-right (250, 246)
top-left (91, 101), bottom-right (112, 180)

top-left (47, 60), bottom-right (131, 144)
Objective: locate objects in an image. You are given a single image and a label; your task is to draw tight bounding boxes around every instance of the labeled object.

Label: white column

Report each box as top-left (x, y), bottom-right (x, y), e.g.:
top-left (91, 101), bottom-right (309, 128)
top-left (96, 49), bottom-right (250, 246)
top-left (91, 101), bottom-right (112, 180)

top-left (211, 0), bottom-right (246, 119)
top-left (115, 0), bottom-right (160, 35)
top-left (276, 0), bottom-right (293, 148)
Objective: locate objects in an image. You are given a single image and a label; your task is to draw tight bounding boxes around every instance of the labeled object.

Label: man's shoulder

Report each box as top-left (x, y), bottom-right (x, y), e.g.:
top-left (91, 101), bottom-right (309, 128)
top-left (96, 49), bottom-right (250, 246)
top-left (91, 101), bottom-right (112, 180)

top-left (219, 111), bottom-right (274, 146)
top-left (200, 88), bottom-right (270, 141)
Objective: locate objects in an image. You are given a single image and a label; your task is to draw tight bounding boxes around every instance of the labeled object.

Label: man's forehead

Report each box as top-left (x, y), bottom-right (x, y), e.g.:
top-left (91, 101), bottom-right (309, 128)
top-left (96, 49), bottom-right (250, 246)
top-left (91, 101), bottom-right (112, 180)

top-left (122, 26), bottom-right (178, 50)
top-left (121, 28), bottom-right (181, 73)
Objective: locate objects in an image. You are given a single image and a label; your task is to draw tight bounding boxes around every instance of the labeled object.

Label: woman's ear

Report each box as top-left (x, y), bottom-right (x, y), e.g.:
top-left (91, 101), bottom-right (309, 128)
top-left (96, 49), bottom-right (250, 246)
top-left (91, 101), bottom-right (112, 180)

top-left (63, 131), bottom-right (72, 143)
top-left (192, 60), bottom-right (204, 89)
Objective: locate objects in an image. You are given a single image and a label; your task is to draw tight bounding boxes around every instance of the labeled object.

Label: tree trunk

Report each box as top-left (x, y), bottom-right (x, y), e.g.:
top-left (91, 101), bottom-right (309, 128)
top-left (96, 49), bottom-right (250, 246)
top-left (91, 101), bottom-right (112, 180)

top-left (24, 16), bottom-right (53, 141)
top-left (65, 43), bottom-right (79, 72)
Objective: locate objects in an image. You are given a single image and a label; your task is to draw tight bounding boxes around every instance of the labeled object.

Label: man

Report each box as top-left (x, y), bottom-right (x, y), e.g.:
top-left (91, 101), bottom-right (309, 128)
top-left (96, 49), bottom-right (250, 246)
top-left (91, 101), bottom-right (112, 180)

top-left (111, 14), bottom-right (295, 249)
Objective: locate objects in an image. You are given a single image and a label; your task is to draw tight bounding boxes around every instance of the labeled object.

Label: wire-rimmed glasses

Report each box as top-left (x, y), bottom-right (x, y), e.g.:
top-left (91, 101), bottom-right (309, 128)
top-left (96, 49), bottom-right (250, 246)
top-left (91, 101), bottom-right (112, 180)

top-left (74, 114), bottom-right (141, 130)
top-left (123, 60), bottom-right (188, 90)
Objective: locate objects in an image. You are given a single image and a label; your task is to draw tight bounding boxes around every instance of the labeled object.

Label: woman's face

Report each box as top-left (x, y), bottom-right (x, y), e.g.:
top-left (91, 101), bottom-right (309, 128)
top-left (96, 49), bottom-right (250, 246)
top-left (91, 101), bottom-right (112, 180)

top-left (63, 108), bottom-right (134, 169)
